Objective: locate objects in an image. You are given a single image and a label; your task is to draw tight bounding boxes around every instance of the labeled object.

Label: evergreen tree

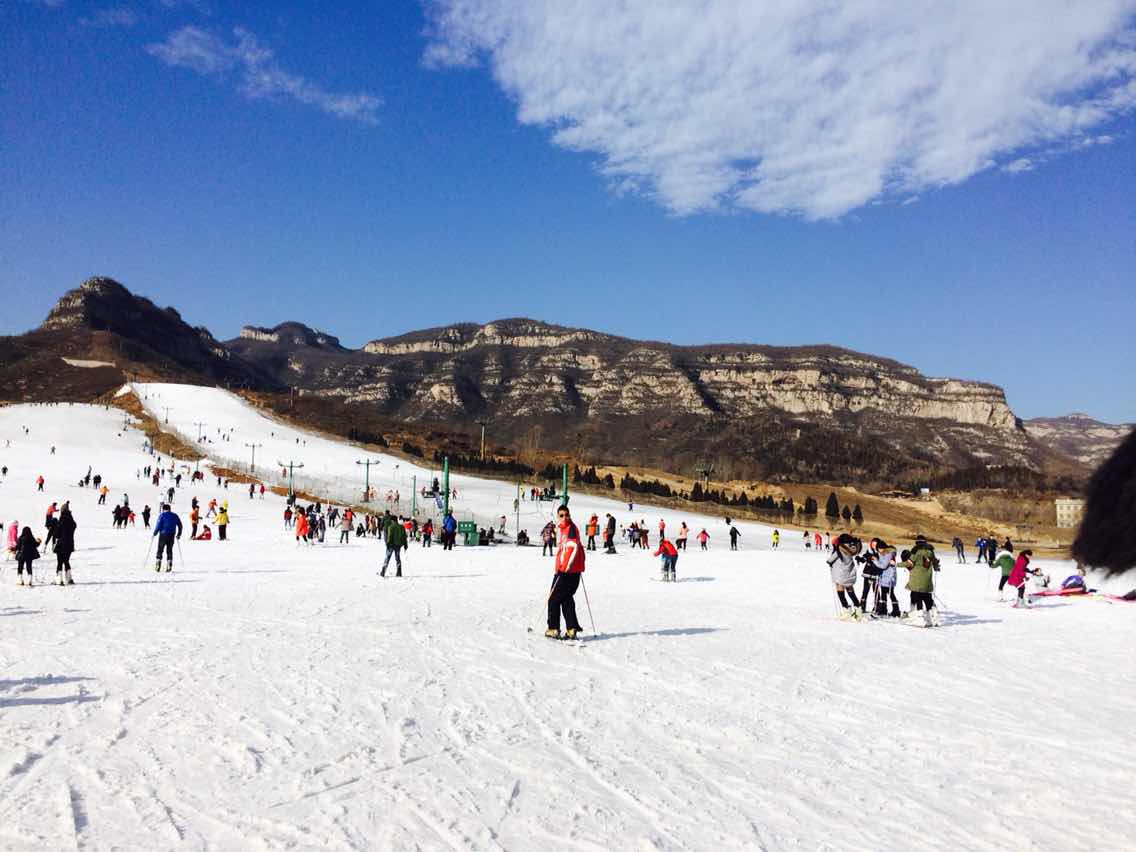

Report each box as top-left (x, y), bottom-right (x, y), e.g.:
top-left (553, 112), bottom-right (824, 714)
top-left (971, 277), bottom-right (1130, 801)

top-left (841, 505), bottom-right (852, 523)
top-left (825, 492), bottom-right (840, 519)
top-left (852, 504), bottom-right (864, 524)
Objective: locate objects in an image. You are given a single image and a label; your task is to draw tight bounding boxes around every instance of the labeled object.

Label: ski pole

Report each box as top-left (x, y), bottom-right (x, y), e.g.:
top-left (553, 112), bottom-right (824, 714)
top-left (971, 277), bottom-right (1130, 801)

top-left (141, 536), bottom-right (154, 570)
top-left (176, 538), bottom-right (185, 570)
top-left (580, 575), bottom-right (597, 635)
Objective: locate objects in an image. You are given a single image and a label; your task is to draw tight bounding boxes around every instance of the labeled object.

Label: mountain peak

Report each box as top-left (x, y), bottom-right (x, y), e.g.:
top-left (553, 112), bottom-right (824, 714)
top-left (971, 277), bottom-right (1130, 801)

top-left (237, 322), bottom-right (344, 350)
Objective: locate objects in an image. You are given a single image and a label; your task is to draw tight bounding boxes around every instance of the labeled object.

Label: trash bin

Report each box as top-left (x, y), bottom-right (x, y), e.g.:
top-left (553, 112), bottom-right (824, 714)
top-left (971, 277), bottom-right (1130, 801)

top-left (458, 520), bottom-right (478, 547)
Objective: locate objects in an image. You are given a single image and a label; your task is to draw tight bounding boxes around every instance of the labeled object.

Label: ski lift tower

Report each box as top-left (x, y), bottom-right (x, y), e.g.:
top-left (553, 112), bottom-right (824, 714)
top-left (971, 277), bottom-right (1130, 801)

top-left (695, 460), bottom-right (714, 494)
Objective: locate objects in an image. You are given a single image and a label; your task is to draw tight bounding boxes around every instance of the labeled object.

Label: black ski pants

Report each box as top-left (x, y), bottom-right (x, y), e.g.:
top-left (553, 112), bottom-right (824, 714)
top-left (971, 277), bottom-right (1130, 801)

top-left (156, 534), bottom-right (175, 565)
top-left (587, 535), bottom-right (596, 550)
top-left (548, 572), bottom-right (582, 631)
top-left (17, 558), bottom-right (33, 576)
top-left (340, 530), bottom-right (350, 544)
top-left (859, 576), bottom-right (878, 610)
top-left (998, 575), bottom-right (1010, 591)
top-left (542, 540), bottom-right (554, 556)
top-left (910, 591), bottom-right (934, 611)
top-left (218, 525), bottom-right (227, 541)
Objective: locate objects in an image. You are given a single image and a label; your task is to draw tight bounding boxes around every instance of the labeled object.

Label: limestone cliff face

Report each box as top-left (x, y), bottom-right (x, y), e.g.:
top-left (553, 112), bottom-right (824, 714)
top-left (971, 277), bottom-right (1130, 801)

top-left (227, 317), bottom-right (1033, 479)
top-left (321, 319), bottom-right (1019, 431)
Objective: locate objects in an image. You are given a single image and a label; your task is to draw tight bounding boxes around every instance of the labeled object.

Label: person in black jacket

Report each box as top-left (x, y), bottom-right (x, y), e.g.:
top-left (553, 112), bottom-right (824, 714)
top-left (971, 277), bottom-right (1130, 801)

top-left (53, 503), bottom-right (77, 586)
top-left (15, 526), bottom-right (41, 586)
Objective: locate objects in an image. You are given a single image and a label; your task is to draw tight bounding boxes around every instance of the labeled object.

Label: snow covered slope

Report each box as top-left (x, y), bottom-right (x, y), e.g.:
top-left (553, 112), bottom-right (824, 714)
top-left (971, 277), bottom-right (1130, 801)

top-left (1, 391), bottom-right (1134, 851)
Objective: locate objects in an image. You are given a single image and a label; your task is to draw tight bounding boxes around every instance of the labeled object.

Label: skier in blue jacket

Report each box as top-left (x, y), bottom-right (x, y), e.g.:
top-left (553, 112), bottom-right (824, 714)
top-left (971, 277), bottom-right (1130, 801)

top-left (442, 511), bottom-right (457, 551)
top-left (152, 503), bottom-right (183, 572)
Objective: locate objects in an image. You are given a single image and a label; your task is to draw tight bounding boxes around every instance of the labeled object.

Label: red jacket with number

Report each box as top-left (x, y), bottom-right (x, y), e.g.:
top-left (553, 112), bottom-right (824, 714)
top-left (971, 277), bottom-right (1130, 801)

top-left (554, 520), bottom-right (585, 574)
top-left (653, 539), bottom-right (677, 558)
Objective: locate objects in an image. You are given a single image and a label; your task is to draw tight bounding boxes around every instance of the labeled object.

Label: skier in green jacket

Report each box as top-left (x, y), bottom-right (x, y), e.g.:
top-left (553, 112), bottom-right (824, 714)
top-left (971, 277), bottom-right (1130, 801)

top-left (904, 536), bottom-right (941, 627)
top-left (381, 514), bottom-right (408, 578)
top-left (993, 547), bottom-right (1016, 599)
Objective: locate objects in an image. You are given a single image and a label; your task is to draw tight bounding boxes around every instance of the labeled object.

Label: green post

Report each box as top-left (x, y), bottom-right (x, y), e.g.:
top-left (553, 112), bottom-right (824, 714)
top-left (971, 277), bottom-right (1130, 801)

top-left (560, 463), bottom-right (569, 507)
top-left (443, 456), bottom-right (450, 516)
top-left (412, 475), bottom-right (417, 516)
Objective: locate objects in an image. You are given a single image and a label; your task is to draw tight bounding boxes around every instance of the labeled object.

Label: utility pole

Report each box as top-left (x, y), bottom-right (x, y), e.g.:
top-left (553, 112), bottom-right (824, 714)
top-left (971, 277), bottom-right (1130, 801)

top-left (289, 386), bottom-right (295, 409)
top-left (476, 418), bottom-right (488, 460)
top-left (193, 421), bottom-right (207, 442)
top-left (412, 475), bottom-right (417, 517)
top-left (443, 456), bottom-right (450, 516)
top-left (356, 458), bottom-right (381, 502)
top-left (560, 463), bottom-right (569, 508)
top-left (162, 406), bottom-right (172, 424)
top-left (277, 459), bottom-right (304, 497)
top-left (244, 442), bottom-right (263, 474)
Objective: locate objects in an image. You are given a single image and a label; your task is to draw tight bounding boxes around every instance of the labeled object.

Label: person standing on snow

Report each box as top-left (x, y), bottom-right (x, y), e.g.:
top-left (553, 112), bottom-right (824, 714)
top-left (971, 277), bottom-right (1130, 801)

top-left (142, 505), bottom-right (152, 529)
top-left (442, 511), bottom-right (457, 551)
top-left (697, 528), bottom-right (710, 550)
top-left (676, 522), bottom-right (689, 551)
top-left (215, 504), bottom-right (229, 541)
top-left (771, 529), bottom-right (780, 550)
top-left (339, 511), bottom-right (352, 544)
top-left (54, 503), bottom-right (77, 585)
top-left (541, 521), bottom-right (556, 557)
top-left (903, 536), bottom-right (941, 626)
top-left (15, 526), bottom-right (41, 586)
top-left (654, 536), bottom-right (678, 582)
top-left (152, 503), bottom-right (183, 572)
top-left (994, 545), bottom-right (1016, 599)
top-left (875, 542), bottom-right (901, 617)
top-left (1007, 549), bottom-right (1037, 608)
top-left (585, 514), bottom-right (599, 551)
top-left (381, 514), bottom-right (407, 577)
top-left (952, 537), bottom-right (966, 563)
top-left (728, 524), bottom-right (740, 551)
top-left (604, 513), bottom-right (617, 554)
top-left (827, 533), bottom-right (862, 618)
top-left (546, 504), bottom-right (585, 639)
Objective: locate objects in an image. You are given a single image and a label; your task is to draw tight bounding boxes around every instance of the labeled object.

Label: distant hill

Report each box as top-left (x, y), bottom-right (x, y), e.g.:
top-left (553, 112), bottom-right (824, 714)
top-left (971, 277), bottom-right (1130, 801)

top-left (0, 276), bottom-right (1104, 490)
top-left (1025, 414), bottom-right (1132, 468)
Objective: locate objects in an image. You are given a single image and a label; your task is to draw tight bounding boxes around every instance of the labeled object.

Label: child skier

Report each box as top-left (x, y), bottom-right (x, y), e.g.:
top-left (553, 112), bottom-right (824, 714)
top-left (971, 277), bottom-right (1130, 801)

top-left (903, 536), bottom-right (941, 626)
top-left (15, 526), bottom-right (41, 586)
top-left (827, 533), bottom-right (862, 618)
top-left (654, 536), bottom-right (678, 582)
top-left (993, 545), bottom-right (1016, 598)
top-left (697, 529), bottom-right (709, 550)
top-left (875, 542), bottom-right (901, 617)
top-left (1007, 549), bottom-right (1037, 608)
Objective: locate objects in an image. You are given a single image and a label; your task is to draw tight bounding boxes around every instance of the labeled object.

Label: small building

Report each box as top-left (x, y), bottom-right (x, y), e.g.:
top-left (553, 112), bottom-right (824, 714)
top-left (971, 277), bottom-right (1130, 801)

top-left (1054, 498), bottom-right (1085, 529)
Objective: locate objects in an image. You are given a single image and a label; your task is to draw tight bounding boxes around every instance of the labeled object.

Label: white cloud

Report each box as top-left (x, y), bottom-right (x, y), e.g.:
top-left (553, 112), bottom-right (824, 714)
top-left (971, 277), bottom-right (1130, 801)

top-left (147, 26), bottom-right (380, 124)
top-left (1003, 158), bottom-right (1034, 174)
top-left (80, 7), bottom-right (139, 28)
top-left (424, 1), bottom-right (1136, 219)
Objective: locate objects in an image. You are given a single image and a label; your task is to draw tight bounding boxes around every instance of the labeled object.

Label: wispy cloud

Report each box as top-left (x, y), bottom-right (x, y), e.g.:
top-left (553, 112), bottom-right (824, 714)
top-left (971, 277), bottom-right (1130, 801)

top-left (79, 7), bottom-right (138, 28)
top-left (147, 26), bottom-right (380, 124)
top-left (425, 1), bottom-right (1136, 219)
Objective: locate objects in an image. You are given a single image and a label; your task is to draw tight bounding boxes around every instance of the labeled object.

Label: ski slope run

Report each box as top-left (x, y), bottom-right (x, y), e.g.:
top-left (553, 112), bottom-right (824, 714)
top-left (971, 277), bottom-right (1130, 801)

top-left (0, 389), bottom-right (1133, 851)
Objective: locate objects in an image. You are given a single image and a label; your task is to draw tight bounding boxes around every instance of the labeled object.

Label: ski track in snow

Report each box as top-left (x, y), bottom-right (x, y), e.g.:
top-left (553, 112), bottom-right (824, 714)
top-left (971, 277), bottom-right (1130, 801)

top-left (0, 389), bottom-right (1133, 850)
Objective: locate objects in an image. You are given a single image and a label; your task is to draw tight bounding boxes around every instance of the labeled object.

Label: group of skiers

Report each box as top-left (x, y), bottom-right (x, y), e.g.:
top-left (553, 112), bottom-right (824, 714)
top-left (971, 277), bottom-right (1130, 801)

top-left (5, 501), bottom-right (77, 586)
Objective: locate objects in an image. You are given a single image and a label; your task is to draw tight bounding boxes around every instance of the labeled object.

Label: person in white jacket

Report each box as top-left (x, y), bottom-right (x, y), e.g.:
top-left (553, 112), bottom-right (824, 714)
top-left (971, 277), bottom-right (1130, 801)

top-left (827, 533), bottom-right (862, 618)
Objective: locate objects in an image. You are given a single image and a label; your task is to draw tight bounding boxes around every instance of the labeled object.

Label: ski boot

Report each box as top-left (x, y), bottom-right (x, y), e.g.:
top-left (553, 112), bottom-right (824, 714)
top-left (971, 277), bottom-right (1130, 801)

top-left (916, 608), bottom-right (931, 627)
top-left (17, 576), bottom-right (24, 586)
top-left (890, 605), bottom-right (903, 619)
top-left (544, 628), bottom-right (561, 640)
top-left (930, 607), bottom-right (942, 627)
top-left (57, 573), bottom-right (66, 587)
top-left (564, 628), bottom-right (580, 640)
top-left (65, 569), bottom-right (74, 586)
top-left (668, 570), bottom-right (676, 582)
top-left (165, 563), bottom-right (172, 573)
top-left (155, 561), bottom-right (162, 573)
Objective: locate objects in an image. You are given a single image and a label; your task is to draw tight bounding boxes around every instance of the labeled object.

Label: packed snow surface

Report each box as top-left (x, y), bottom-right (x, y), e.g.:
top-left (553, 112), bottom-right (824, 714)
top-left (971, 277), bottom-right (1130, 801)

top-left (1, 388), bottom-right (1134, 851)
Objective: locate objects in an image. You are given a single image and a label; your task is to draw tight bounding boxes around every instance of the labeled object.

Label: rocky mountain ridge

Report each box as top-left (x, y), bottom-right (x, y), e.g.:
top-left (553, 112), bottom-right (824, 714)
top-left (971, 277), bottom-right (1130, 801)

top-left (1024, 414), bottom-right (1132, 467)
top-left (0, 277), bottom-right (1103, 487)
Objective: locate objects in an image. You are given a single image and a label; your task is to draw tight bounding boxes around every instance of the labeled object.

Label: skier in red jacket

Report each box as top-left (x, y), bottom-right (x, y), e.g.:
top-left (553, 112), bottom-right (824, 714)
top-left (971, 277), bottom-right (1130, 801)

top-left (654, 536), bottom-right (678, 582)
top-left (546, 504), bottom-right (585, 640)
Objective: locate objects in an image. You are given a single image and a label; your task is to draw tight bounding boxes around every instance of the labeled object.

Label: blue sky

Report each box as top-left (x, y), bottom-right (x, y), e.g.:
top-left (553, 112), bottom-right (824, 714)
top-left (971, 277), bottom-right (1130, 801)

top-left (3, 1), bottom-right (1134, 422)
